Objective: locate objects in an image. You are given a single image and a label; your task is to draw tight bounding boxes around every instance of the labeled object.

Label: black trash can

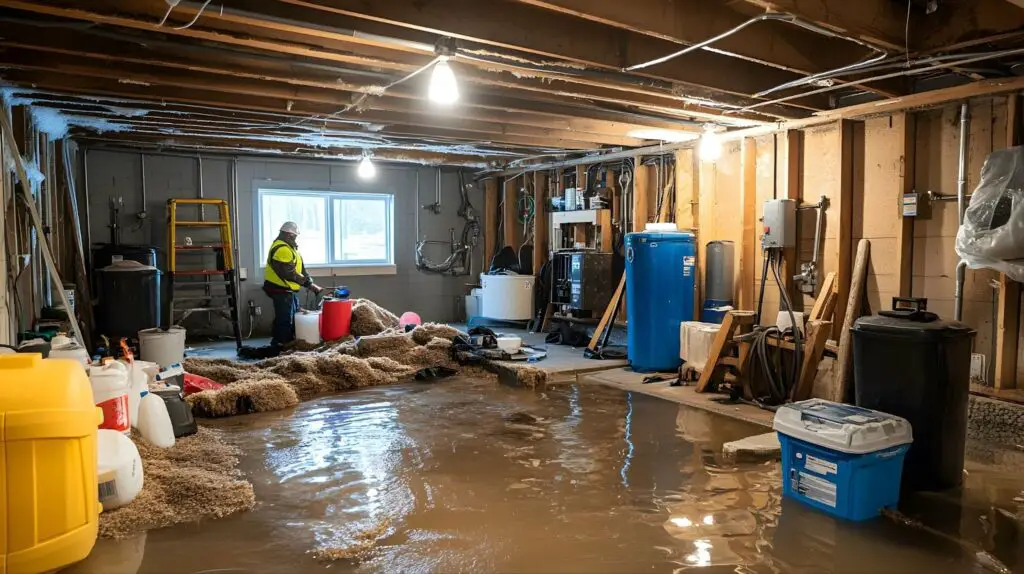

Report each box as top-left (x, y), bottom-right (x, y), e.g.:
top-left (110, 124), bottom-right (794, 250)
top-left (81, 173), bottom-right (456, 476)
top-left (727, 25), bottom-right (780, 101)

top-left (96, 261), bottom-right (162, 341)
top-left (851, 299), bottom-right (975, 491)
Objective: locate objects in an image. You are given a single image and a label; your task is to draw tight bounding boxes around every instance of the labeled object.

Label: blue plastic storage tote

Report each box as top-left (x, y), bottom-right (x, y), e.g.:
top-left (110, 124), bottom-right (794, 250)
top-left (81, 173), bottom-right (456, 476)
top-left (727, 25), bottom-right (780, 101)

top-left (774, 399), bottom-right (913, 521)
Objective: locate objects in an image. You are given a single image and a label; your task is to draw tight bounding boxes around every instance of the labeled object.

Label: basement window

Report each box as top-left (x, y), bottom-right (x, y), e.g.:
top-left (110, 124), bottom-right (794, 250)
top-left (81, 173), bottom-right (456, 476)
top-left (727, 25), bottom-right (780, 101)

top-left (258, 189), bottom-right (394, 274)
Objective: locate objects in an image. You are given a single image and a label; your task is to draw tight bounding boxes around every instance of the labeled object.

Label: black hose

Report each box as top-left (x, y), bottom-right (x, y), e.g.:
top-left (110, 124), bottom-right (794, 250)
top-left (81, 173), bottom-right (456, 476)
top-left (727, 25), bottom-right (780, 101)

top-left (756, 251), bottom-right (769, 325)
top-left (771, 251), bottom-right (802, 396)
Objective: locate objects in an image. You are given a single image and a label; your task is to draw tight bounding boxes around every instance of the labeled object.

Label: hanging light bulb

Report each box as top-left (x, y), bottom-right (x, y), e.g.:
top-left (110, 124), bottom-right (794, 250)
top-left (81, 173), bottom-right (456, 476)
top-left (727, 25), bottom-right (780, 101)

top-left (357, 154), bottom-right (376, 180)
top-left (428, 56), bottom-right (459, 105)
top-left (699, 125), bottom-right (722, 163)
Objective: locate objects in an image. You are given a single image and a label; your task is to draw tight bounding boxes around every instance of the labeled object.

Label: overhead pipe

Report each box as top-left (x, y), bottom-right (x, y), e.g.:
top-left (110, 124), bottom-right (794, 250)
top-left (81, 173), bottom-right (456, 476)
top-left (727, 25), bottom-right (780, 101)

top-left (954, 103), bottom-right (970, 322)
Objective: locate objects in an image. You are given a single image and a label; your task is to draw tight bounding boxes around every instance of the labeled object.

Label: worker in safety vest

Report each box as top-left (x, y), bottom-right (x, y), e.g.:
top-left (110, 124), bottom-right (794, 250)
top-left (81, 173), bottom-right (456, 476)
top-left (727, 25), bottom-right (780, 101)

top-left (263, 221), bottom-right (322, 347)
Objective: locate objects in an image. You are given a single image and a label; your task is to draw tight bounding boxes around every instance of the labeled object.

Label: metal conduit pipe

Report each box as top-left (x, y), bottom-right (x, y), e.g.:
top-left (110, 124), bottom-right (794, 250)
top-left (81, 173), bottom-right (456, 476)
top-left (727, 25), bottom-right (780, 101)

top-left (954, 103), bottom-right (970, 322)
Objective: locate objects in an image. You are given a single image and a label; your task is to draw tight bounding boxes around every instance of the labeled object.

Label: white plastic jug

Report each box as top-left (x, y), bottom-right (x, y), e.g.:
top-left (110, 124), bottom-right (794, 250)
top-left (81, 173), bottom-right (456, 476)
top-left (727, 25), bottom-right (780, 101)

top-left (90, 363), bottom-right (131, 434)
top-left (97, 429), bottom-right (144, 510)
top-left (137, 391), bottom-right (176, 448)
top-left (48, 343), bottom-right (91, 366)
top-left (295, 310), bottom-right (321, 345)
top-left (126, 362), bottom-right (149, 428)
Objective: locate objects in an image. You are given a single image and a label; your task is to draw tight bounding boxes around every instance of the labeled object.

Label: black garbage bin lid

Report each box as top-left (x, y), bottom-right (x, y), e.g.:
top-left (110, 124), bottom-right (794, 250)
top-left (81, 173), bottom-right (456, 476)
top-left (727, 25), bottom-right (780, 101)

top-left (852, 314), bottom-right (976, 340)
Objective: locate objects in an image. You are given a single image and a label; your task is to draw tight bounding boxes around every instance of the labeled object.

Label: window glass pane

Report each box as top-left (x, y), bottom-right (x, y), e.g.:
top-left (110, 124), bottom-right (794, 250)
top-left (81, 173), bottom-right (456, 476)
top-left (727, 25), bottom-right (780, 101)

top-left (332, 199), bottom-right (342, 258)
top-left (260, 193), bottom-right (328, 265)
top-left (337, 198), bottom-right (388, 261)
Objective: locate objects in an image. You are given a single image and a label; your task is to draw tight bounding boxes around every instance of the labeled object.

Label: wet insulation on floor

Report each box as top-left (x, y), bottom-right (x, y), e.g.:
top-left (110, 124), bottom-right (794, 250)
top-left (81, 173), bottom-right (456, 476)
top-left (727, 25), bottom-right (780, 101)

top-left (71, 377), bottom-right (1024, 574)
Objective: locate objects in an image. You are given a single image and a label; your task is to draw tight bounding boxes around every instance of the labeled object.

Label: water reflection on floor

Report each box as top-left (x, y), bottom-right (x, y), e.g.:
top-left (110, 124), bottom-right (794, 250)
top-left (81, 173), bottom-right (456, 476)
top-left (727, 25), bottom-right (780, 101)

top-left (71, 377), bottom-right (1024, 574)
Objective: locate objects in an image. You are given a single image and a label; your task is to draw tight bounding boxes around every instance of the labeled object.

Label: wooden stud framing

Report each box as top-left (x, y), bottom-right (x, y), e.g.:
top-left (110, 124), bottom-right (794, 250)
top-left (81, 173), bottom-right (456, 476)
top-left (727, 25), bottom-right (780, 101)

top-left (503, 176), bottom-right (518, 248)
top-left (896, 113), bottom-right (916, 298)
top-left (739, 138), bottom-right (757, 310)
top-left (781, 130), bottom-right (802, 302)
top-left (833, 120), bottom-right (856, 340)
top-left (673, 149), bottom-right (698, 230)
top-left (632, 158), bottom-right (649, 232)
top-left (996, 93), bottom-right (1022, 389)
top-left (532, 171), bottom-right (549, 274)
top-left (483, 178), bottom-right (498, 269)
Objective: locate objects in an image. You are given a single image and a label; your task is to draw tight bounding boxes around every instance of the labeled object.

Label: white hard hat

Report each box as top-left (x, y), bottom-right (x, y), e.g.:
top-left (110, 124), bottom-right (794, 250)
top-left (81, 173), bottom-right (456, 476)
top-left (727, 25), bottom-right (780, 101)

top-left (280, 221), bottom-right (299, 235)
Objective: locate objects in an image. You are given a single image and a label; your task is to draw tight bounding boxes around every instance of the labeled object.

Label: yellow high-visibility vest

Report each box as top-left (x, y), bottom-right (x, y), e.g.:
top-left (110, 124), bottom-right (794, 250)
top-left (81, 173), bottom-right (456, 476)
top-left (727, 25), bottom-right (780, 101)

top-left (264, 239), bottom-right (305, 291)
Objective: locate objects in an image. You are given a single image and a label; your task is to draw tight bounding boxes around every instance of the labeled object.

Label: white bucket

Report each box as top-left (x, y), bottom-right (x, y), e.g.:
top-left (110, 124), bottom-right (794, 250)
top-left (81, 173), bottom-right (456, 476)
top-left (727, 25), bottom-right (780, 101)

top-left (49, 344), bottom-right (91, 367)
top-left (138, 327), bottom-right (186, 368)
top-left (97, 429), bottom-right (144, 510)
top-left (480, 274), bottom-right (535, 321)
top-left (295, 310), bottom-right (321, 345)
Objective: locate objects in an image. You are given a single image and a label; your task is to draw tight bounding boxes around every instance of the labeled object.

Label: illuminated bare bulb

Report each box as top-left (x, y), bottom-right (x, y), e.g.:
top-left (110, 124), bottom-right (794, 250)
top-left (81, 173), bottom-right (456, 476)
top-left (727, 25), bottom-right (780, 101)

top-left (357, 155), bottom-right (376, 180)
top-left (429, 57), bottom-right (460, 105)
top-left (699, 126), bottom-right (722, 162)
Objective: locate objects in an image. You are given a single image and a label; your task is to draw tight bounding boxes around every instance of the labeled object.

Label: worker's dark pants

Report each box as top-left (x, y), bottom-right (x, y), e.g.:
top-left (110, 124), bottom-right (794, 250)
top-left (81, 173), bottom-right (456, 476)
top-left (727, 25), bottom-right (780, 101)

top-left (268, 290), bottom-right (299, 347)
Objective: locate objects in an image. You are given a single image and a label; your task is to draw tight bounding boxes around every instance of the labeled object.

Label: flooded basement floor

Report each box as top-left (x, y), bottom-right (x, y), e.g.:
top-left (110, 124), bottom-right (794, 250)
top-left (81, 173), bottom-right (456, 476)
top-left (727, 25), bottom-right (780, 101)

top-left (70, 377), bottom-right (1024, 573)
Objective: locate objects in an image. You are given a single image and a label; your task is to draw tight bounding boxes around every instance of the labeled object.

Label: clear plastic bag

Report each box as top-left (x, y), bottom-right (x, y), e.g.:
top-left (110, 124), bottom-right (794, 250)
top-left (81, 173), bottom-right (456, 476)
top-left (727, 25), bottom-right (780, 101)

top-left (955, 146), bottom-right (1024, 280)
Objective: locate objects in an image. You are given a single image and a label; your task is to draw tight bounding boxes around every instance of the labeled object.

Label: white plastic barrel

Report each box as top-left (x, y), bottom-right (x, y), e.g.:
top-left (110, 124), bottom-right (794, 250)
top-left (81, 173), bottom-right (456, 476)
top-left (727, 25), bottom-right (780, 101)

top-left (49, 343), bottom-right (91, 366)
top-left (480, 274), bottom-right (535, 320)
top-left (138, 327), bottom-right (186, 368)
top-left (295, 310), bottom-right (321, 344)
top-left (97, 429), bottom-right (144, 510)
top-left (137, 391), bottom-right (175, 448)
top-left (126, 362), bottom-right (149, 428)
top-left (90, 363), bottom-right (131, 434)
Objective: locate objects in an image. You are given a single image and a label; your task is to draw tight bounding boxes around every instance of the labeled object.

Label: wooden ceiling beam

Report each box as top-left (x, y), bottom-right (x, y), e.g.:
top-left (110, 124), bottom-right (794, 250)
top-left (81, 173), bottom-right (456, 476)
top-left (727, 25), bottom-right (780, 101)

top-left (240, 0), bottom-right (833, 110)
top-left (732, 0), bottom-right (911, 50)
top-left (75, 132), bottom-right (502, 166)
top-left (513, 0), bottom-right (907, 97)
top-left (915, 0), bottom-right (1024, 50)
top-left (15, 0), bottom-right (826, 114)
top-left (0, 3), bottom-right (792, 122)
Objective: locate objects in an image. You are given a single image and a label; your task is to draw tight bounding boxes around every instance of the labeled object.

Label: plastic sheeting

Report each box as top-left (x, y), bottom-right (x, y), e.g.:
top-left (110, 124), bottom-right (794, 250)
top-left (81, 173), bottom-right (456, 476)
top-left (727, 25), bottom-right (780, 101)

top-left (679, 321), bottom-right (721, 371)
top-left (956, 146), bottom-right (1024, 280)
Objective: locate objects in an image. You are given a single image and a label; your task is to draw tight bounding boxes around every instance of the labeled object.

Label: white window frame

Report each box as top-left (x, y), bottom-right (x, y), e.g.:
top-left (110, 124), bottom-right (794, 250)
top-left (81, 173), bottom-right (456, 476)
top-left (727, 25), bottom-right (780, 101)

top-left (257, 188), bottom-right (395, 275)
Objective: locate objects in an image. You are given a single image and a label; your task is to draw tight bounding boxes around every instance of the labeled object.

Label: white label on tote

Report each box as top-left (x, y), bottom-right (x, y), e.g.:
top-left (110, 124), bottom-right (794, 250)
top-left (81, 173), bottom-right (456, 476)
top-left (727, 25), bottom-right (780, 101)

top-left (805, 455), bottom-right (838, 476)
top-left (798, 472), bottom-right (837, 508)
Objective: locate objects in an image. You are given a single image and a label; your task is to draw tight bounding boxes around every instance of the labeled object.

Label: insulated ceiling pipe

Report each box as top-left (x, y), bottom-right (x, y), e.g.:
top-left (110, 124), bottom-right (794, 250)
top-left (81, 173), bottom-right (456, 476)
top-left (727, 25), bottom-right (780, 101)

top-left (954, 102), bottom-right (970, 322)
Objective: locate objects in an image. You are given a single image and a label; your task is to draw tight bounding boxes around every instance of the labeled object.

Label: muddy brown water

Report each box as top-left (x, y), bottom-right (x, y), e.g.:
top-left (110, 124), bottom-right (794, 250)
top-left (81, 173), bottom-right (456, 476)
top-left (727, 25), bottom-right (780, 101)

top-left (70, 377), bottom-right (1024, 573)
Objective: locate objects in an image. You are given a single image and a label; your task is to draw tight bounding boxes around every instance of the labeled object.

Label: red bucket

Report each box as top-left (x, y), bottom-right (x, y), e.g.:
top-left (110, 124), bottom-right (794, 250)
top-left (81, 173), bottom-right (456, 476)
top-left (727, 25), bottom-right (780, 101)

top-left (320, 299), bottom-right (353, 341)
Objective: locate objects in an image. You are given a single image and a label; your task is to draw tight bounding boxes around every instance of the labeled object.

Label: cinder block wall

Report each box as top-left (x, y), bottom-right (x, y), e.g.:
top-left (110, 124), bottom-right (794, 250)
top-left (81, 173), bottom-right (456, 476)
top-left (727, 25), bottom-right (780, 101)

top-left (83, 150), bottom-right (483, 335)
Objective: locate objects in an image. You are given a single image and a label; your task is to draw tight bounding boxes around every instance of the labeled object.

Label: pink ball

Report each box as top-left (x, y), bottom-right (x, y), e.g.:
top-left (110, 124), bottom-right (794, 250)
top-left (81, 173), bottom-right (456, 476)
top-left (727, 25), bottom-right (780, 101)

top-left (399, 311), bottom-right (422, 328)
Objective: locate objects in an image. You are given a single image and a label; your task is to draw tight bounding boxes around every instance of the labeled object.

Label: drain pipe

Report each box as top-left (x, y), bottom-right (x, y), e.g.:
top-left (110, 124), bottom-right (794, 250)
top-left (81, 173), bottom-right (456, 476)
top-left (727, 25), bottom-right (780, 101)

top-left (954, 103), bottom-right (970, 322)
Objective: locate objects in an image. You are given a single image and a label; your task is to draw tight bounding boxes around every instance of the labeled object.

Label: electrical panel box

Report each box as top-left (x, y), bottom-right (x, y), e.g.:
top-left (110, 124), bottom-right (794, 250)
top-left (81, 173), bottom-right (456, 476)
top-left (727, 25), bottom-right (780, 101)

top-left (762, 199), bottom-right (797, 248)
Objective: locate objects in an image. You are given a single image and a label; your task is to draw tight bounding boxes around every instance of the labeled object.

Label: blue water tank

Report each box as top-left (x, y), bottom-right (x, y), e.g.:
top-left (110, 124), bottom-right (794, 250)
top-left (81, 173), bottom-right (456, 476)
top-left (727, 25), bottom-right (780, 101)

top-left (626, 231), bottom-right (697, 372)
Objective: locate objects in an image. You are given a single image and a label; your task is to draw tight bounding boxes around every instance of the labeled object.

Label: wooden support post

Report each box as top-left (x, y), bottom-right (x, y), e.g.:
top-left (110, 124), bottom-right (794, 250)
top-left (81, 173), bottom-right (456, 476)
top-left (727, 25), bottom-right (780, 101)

top-left (588, 275), bottom-right (625, 351)
top-left (834, 120), bottom-right (856, 340)
top-left (809, 271), bottom-right (838, 322)
top-left (576, 164), bottom-right (587, 196)
top-left (656, 165), bottom-right (675, 224)
top-left (792, 320), bottom-right (833, 402)
top-left (739, 138), bottom-right (757, 310)
top-left (598, 209), bottom-right (612, 253)
top-left (996, 93), bottom-right (1022, 389)
top-left (896, 114), bottom-right (916, 298)
top-left (833, 239), bottom-right (871, 403)
top-left (503, 176), bottom-right (518, 248)
top-left (695, 311), bottom-right (757, 393)
top-left (632, 158), bottom-right (649, 232)
top-left (483, 177), bottom-right (498, 269)
top-left (532, 171), bottom-right (549, 275)
top-left (674, 149), bottom-right (698, 230)
top-left (781, 130), bottom-right (802, 303)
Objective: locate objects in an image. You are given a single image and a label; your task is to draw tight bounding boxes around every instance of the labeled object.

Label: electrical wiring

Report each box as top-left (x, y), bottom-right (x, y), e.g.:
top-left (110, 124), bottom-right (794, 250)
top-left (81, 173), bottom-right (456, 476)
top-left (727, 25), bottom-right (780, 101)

top-left (174, 0), bottom-right (213, 30)
top-left (747, 250), bottom-right (802, 406)
top-left (157, 2), bottom-right (175, 26)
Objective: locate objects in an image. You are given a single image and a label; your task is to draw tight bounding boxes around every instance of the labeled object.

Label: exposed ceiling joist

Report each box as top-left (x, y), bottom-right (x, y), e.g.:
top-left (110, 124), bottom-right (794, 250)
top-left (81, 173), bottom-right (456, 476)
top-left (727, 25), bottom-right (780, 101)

top-left (734, 0), bottom-right (911, 50)
top-left (512, 0), bottom-right (907, 96)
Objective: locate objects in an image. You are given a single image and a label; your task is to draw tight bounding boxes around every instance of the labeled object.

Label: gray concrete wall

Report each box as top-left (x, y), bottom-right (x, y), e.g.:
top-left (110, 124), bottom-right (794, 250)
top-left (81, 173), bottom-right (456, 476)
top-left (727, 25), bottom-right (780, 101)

top-left (83, 150), bottom-right (482, 335)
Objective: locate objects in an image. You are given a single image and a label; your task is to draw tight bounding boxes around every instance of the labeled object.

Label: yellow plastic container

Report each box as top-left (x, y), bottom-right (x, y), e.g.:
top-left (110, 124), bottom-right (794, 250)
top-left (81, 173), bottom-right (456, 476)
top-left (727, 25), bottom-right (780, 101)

top-left (0, 354), bottom-right (100, 574)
